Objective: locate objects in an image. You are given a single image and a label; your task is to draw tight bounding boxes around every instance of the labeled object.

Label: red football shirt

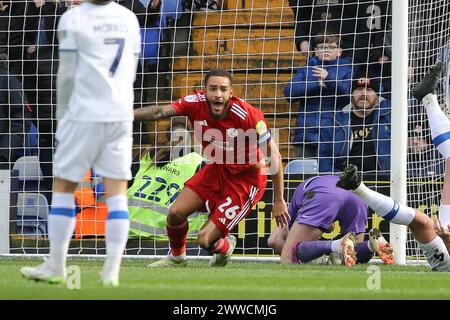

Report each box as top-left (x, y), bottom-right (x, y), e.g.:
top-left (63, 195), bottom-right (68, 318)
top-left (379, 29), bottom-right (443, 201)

top-left (171, 91), bottom-right (271, 175)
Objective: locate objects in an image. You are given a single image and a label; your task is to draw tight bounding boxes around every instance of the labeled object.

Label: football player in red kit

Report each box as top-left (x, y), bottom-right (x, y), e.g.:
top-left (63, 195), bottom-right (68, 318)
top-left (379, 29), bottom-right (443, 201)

top-left (134, 69), bottom-right (289, 267)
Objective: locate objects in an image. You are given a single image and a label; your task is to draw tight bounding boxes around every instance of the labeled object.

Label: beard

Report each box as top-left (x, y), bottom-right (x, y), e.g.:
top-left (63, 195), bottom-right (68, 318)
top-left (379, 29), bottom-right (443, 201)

top-left (353, 95), bottom-right (376, 109)
top-left (207, 98), bottom-right (230, 119)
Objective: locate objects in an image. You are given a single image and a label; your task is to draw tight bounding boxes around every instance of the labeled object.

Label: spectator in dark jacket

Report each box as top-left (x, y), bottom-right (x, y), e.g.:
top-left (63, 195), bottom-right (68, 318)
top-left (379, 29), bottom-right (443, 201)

top-left (0, 55), bottom-right (30, 169)
top-left (118, 0), bottom-right (161, 27)
top-left (24, 0), bottom-right (79, 190)
top-left (289, 0), bottom-right (391, 72)
top-left (0, 0), bottom-right (42, 108)
top-left (0, 0), bottom-right (39, 79)
top-left (284, 32), bottom-right (354, 158)
top-left (319, 74), bottom-right (391, 174)
top-left (342, 0), bottom-right (391, 66)
top-left (288, 0), bottom-right (346, 54)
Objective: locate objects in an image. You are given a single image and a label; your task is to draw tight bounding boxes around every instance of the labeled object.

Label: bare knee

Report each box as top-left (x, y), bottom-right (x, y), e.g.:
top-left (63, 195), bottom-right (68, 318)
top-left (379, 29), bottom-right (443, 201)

top-left (410, 211), bottom-right (435, 243)
top-left (412, 212), bottom-right (434, 230)
top-left (268, 227), bottom-right (288, 255)
top-left (267, 234), bottom-right (277, 250)
top-left (267, 233), bottom-right (284, 255)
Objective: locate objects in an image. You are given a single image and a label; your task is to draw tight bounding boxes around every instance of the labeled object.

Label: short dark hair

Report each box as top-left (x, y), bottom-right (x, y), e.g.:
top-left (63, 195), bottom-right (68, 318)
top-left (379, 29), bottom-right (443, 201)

top-left (313, 31), bottom-right (341, 48)
top-left (204, 69), bottom-right (233, 86)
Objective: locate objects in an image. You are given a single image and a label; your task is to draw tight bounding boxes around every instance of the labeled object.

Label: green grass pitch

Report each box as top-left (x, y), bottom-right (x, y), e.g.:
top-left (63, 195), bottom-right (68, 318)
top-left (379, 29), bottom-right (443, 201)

top-left (1, 258), bottom-right (450, 300)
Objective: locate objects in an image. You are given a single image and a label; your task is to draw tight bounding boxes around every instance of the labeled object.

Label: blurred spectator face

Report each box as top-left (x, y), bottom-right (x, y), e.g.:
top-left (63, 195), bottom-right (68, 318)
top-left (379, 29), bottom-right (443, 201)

top-left (314, 42), bottom-right (342, 61)
top-left (408, 137), bottom-right (427, 154)
top-left (352, 87), bottom-right (379, 112)
top-left (205, 76), bottom-right (233, 119)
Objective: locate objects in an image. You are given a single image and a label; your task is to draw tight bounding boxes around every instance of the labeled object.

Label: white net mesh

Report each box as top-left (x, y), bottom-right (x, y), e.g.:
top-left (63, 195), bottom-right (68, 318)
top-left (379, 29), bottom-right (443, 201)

top-left (0, 0), bottom-right (448, 263)
top-left (406, 0), bottom-right (450, 262)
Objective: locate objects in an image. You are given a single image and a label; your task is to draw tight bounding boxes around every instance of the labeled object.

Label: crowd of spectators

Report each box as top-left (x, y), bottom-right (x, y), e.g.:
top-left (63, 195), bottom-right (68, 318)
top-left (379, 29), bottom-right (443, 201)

top-left (0, 0), bottom-right (442, 184)
top-left (284, 32), bottom-right (353, 159)
top-left (0, 0), bottom-right (188, 187)
top-left (284, 0), bottom-right (434, 177)
top-left (285, 0), bottom-right (446, 178)
top-left (288, 0), bottom-right (391, 76)
top-left (0, 53), bottom-right (32, 169)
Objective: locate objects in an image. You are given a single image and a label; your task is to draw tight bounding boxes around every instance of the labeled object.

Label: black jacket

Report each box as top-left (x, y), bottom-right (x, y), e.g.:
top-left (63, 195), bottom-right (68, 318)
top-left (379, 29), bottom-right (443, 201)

top-left (0, 1), bottom-right (39, 61)
top-left (289, 0), bottom-right (391, 63)
top-left (25, 2), bottom-right (67, 60)
top-left (0, 67), bottom-right (30, 165)
top-left (117, 0), bottom-right (161, 27)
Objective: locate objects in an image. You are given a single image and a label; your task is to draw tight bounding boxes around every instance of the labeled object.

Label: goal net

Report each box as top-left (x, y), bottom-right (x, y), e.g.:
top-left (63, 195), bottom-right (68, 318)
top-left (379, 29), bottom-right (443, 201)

top-left (0, 0), bottom-right (449, 264)
top-left (406, 0), bottom-right (450, 262)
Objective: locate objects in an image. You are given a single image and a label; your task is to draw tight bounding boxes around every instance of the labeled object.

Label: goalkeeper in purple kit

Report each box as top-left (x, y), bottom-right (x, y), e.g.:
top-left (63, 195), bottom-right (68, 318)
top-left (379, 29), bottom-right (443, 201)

top-left (268, 175), bottom-right (394, 266)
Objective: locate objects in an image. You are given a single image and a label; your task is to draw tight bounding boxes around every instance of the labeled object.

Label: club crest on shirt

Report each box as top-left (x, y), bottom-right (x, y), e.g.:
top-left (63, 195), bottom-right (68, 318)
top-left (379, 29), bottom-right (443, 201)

top-left (184, 94), bottom-right (199, 103)
top-left (256, 120), bottom-right (268, 136)
top-left (227, 128), bottom-right (238, 138)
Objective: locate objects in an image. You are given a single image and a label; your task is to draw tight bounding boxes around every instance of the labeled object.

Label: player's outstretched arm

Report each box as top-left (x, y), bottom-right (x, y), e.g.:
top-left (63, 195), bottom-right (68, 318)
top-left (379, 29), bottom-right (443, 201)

top-left (264, 139), bottom-right (290, 227)
top-left (134, 104), bottom-right (177, 121)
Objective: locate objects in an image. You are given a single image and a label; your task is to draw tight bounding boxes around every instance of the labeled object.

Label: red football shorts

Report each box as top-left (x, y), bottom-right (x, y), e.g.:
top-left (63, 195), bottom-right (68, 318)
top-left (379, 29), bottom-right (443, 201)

top-left (184, 163), bottom-right (267, 236)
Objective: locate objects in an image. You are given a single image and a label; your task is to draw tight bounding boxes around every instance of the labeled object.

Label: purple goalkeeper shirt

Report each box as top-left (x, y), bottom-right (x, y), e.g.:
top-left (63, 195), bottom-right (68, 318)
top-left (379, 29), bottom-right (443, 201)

top-left (288, 175), bottom-right (368, 234)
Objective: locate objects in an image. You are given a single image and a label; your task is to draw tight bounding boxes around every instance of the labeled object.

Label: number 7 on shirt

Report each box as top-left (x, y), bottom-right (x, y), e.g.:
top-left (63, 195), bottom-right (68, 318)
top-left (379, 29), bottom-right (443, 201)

top-left (104, 37), bottom-right (125, 76)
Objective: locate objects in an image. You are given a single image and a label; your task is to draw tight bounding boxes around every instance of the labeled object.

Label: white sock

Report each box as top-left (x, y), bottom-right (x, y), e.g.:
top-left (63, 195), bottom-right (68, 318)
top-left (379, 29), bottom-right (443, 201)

top-left (417, 236), bottom-right (450, 271)
top-left (352, 183), bottom-right (416, 225)
top-left (47, 192), bottom-right (76, 273)
top-left (439, 203), bottom-right (450, 231)
top-left (103, 195), bottom-right (129, 279)
top-left (423, 94), bottom-right (450, 159)
top-left (331, 239), bottom-right (342, 253)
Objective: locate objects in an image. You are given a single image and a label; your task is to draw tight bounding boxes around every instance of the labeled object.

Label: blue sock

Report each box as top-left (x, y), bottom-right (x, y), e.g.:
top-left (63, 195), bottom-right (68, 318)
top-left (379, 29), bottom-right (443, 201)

top-left (355, 241), bottom-right (374, 264)
top-left (297, 240), bottom-right (333, 263)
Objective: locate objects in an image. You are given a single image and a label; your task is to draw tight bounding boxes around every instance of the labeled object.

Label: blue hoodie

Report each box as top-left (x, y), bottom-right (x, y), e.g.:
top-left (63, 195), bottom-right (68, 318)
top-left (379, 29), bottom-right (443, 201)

top-left (284, 55), bottom-right (354, 144)
top-left (318, 98), bottom-right (392, 173)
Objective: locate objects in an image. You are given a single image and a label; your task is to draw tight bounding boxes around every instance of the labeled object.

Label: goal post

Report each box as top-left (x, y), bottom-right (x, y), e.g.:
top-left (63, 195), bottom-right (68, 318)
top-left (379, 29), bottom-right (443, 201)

top-left (390, 0), bottom-right (409, 265)
top-left (0, 170), bottom-right (10, 254)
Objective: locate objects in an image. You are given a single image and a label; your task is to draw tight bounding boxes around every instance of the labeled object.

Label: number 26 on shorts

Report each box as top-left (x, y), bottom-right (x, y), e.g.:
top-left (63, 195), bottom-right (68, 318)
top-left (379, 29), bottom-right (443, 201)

top-left (218, 197), bottom-right (240, 220)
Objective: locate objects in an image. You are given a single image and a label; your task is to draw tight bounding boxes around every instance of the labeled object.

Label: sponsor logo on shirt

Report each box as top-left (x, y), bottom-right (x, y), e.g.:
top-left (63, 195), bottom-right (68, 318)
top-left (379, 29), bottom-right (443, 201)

top-left (184, 94), bottom-right (199, 103)
top-left (227, 128), bottom-right (238, 138)
top-left (203, 133), bottom-right (233, 151)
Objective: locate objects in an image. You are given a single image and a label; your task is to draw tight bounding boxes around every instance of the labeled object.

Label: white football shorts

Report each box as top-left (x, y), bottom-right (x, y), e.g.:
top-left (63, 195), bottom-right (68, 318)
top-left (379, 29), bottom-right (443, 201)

top-left (53, 118), bottom-right (133, 182)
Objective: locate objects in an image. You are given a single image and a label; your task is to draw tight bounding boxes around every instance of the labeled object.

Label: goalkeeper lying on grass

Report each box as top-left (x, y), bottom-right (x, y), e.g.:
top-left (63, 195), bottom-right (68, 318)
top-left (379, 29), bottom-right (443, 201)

top-left (268, 175), bottom-right (394, 267)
